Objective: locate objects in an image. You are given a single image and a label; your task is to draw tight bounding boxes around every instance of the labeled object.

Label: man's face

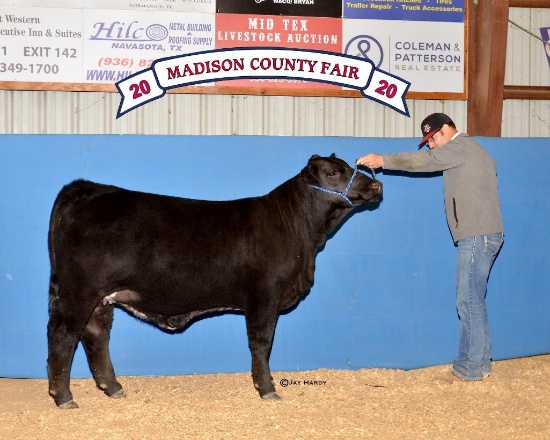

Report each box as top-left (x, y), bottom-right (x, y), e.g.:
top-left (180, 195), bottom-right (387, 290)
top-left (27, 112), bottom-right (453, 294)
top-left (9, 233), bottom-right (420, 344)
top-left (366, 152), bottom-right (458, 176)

top-left (426, 124), bottom-right (453, 149)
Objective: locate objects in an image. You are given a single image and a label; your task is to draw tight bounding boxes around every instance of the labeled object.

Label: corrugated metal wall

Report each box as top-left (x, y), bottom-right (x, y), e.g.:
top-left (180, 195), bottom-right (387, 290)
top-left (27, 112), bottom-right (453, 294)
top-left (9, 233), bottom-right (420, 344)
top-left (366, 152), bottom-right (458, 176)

top-left (0, 7), bottom-right (548, 137)
top-left (0, 90), bottom-right (472, 136)
top-left (503, 7), bottom-right (550, 137)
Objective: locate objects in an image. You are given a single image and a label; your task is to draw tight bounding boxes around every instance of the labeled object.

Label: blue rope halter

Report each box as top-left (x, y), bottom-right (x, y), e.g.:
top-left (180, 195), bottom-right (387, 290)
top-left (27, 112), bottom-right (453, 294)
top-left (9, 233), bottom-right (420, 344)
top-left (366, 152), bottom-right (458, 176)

top-left (308, 167), bottom-right (376, 207)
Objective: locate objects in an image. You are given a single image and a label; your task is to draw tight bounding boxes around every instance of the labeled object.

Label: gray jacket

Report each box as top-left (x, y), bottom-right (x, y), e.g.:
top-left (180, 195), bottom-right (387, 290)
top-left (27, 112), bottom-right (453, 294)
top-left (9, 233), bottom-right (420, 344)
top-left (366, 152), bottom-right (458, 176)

top-left (382, 133), bottom-right (504, 243)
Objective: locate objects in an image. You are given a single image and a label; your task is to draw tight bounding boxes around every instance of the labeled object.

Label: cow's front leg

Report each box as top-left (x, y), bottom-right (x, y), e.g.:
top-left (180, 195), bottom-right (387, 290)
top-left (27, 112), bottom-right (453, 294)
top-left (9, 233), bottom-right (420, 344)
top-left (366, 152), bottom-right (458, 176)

top-left (245, 307), bottom-right (281, 400)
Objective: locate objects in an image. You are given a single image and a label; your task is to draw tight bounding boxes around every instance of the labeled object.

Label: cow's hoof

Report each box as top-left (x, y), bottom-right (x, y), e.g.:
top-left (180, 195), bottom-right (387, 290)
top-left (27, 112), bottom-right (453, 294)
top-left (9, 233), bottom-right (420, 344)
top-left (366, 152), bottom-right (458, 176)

top-left (110, 389), bottom-right (127, 399)
top-left (58, 399), bottom-right (79, 409)
top-left (261, 392), bottom-right (282, 401)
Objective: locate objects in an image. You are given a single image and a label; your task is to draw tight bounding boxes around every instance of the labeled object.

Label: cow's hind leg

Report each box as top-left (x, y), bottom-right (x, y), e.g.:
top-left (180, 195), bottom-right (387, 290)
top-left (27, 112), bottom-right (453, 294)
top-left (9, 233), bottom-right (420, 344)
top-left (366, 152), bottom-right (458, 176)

top-left (47, 307), bottom-right (84, 409)
top-left (245, 307), bottom-right (281, 401)
top-left (80, 302), bottom-right (125, 400)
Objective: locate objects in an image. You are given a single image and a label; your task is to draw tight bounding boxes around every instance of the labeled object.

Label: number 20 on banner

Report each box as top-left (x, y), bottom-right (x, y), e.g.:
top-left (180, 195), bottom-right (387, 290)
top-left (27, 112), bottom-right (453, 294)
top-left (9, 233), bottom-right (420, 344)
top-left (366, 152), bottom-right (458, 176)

top-left (116, 69), bottom-right (165, 116)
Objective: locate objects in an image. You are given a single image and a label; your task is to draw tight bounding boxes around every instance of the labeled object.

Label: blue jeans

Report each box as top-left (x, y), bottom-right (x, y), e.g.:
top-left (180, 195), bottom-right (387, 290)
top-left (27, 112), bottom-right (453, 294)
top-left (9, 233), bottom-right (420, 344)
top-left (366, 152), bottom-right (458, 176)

top-left (453, 233), bottom-right (504, 380)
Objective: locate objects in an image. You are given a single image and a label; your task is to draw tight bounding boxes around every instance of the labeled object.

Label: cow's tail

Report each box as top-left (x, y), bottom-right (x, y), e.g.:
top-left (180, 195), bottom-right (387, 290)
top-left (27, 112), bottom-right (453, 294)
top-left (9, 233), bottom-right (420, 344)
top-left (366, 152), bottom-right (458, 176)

top-left (47, 179), bottom-right (107, 313)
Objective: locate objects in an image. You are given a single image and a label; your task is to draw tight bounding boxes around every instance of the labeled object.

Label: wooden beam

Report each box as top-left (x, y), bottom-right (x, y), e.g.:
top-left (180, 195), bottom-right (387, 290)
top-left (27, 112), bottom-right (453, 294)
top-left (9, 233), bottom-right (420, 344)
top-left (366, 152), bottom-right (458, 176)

top-left (509, 0), bottom-right (550, 8)
top-left (467, 0), bottom-right (510, 136)
top-left (503, 86), bottom-right (550, 100)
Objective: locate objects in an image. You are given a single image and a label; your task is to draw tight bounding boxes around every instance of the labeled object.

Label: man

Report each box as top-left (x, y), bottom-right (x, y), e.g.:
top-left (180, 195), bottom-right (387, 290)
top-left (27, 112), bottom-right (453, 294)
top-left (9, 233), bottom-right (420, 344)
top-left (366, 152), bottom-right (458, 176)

top-left (357, 113), bottom-right (504, 382)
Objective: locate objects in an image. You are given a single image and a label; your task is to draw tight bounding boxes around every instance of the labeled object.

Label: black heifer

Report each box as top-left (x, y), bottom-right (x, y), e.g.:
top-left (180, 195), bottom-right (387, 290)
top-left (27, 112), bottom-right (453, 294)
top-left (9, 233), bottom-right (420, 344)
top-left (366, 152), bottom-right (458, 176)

top-left (47, 154), bottom-right (382, 408)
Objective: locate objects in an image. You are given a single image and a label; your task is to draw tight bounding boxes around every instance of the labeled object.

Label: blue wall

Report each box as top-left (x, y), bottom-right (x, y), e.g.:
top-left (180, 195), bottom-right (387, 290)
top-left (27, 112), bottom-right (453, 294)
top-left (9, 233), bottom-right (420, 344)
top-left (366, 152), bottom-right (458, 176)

top-left (1, 135), bottom-right (549, 379)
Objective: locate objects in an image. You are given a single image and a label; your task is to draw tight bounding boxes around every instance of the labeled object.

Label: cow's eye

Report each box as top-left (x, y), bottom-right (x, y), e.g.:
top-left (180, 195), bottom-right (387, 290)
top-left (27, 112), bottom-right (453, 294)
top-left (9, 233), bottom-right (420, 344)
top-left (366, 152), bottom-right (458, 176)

top-left (327, 171), bottom-right (337, 177)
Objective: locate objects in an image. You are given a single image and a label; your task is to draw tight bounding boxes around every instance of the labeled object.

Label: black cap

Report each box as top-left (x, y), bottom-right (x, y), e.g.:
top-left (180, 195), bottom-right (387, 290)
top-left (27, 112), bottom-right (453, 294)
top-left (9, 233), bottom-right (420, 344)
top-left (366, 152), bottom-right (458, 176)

top-left (418, 113), bottom-right (454, 147)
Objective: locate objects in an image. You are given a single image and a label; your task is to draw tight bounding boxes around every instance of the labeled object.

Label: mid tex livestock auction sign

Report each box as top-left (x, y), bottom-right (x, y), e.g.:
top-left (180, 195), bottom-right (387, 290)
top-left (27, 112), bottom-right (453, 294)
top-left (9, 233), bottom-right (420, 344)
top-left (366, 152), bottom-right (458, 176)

top-left (0, 0), bottom-right (466, 100)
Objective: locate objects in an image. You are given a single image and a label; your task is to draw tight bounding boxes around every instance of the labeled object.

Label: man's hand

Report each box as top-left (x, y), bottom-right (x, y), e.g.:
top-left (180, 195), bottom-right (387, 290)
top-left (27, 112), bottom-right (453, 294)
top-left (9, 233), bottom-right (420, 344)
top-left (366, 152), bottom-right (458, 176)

top-left (356, 154), bottom-right (384, 169)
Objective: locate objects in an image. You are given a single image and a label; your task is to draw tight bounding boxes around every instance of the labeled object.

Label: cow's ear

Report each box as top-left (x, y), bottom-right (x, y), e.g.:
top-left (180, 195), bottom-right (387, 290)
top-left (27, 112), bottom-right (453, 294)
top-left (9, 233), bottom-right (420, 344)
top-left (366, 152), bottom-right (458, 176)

top-left (302, 162), bottom-right (319, 184)
top-left (304, 155), bottom-right (321, 183)
top-left (330, 153), bottom-right (336, 158)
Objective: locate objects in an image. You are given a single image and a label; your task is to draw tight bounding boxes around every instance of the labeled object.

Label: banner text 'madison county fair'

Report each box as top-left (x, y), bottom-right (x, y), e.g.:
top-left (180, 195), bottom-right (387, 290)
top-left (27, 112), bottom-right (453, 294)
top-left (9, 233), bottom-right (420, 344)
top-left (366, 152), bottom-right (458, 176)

top-left (115, 47), bottom-right (411, 118)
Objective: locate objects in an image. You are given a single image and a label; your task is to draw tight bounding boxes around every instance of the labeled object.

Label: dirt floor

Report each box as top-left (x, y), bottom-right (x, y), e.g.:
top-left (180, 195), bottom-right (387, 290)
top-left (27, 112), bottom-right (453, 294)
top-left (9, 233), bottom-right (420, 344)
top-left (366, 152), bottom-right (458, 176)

top-left (1, 355), bottom-right (549, 440)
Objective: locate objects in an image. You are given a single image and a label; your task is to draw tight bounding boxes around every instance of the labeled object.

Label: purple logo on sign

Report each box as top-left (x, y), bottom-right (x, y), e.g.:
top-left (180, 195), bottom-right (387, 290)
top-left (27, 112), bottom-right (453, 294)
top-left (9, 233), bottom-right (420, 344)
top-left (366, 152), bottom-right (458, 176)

top-left (90, 21), bottom-right (168, 42)
top-left (345, 35), bottom-right (384, 69)
top-left (541, 27), bottom-right (550, 69)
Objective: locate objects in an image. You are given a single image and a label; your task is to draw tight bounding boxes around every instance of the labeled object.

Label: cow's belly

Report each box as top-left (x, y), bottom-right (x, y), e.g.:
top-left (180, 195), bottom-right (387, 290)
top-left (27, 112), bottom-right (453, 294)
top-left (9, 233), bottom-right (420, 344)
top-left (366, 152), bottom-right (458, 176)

top-left (102, 289), bottom-right (239, 331)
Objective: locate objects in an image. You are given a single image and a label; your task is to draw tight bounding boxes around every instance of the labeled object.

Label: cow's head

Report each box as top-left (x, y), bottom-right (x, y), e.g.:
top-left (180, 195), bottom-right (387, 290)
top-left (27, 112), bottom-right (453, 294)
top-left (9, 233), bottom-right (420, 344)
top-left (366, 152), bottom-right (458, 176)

top-left (303, 154), bottom-right (382, 206)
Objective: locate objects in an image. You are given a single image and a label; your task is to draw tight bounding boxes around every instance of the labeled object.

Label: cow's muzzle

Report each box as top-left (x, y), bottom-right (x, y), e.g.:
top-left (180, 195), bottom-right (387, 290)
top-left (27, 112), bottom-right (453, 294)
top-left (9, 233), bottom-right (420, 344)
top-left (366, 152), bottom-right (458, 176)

top-left (362, 179), bottom-right (383, 203)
